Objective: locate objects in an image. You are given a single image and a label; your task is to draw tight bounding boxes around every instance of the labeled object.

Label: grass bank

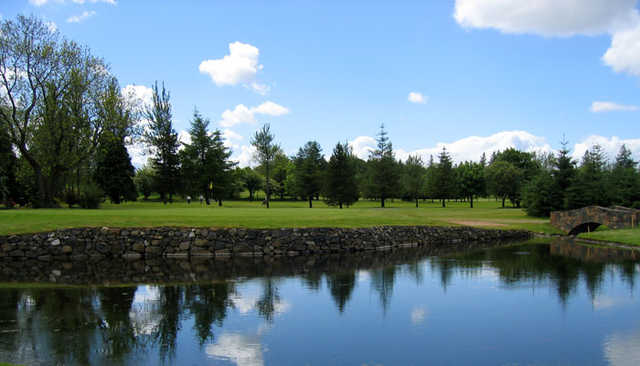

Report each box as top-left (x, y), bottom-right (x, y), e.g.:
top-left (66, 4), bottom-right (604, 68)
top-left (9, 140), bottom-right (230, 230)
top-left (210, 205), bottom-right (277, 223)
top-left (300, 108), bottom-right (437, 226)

top-left (578, 227), bottom-right (640, 246)
top-left (0, 199), bottom-right (557, 236)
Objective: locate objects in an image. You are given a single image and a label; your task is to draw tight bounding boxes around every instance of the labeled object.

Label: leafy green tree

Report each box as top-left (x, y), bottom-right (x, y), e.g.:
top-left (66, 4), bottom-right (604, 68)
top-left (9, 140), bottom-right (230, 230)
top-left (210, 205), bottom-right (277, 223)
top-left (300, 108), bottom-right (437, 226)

top-left (144, 82), bottom-right (180, 204)
top-left (491, 148), bottom-right (540, 207)
top-left (250, 124), bottom-right (281, 208)
top-left (368, 124), bottom-right (400, 208)
top-left (241, 168), bottom-right (263, 201)
top-left (433, 147), bottom-right (455, 207)
top-left (325, 142), bottom-right (359, 208)
top-left (486, 160), bottom-right (523, 208)
top-left (293, 141), bottom-right (326, 208)
top-left (402, 155), bottom-right (426, 208)
top-left (523, 170), bottom-right (562, 216)
top-left (94, 80), bottom-right (137, 204)
top-left (0, 15), bottom-right (113, 207)
top-left (456, 161), bottom-right (485, 208)
top-left (272, 153), bottom-right (292, 200)
top-left (134, 164), bottom-right (155, 200)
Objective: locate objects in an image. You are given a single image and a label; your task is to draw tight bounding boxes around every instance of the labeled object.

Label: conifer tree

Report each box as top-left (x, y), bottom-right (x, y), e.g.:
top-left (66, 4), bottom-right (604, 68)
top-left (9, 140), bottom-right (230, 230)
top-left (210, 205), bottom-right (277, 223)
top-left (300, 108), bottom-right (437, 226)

top-left (402, 155), bottom-right (426, 208)
top-left (368, 124), bottom-right (400, 208)
top-left (433, 147), bottom-right (455, 207)
top-left (251, 124), bottom-right (281, 208)
top-left (293, 141), bottom-right (326, 208)
top-left (325, 142), bottom-right (359, 208)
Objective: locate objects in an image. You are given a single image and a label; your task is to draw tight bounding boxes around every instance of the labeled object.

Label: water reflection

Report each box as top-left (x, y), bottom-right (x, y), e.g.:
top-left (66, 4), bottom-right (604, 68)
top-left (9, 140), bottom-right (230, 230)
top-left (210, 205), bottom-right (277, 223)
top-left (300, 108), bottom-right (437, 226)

top-left (0, 239), bottom-right (638, 365)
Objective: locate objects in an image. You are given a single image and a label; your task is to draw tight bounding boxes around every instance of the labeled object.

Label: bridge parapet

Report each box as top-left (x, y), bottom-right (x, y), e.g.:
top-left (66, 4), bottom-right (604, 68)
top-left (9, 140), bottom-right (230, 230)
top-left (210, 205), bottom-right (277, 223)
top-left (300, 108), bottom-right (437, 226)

top-left (550, 206), bottom-right (640, 235)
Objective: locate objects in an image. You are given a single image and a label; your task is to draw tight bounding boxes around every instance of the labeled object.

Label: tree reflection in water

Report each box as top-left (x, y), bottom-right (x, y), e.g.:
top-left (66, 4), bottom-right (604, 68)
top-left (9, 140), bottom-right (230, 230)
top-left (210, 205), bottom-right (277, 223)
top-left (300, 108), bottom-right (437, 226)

top-left (0, 239), bottom-right (638, 365)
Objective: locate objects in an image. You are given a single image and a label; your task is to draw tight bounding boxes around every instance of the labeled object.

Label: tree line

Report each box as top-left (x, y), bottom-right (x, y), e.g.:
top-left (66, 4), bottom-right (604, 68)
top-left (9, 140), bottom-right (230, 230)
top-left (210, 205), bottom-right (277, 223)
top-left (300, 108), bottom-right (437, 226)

top-left (1, 15), bottom-right (638, 214)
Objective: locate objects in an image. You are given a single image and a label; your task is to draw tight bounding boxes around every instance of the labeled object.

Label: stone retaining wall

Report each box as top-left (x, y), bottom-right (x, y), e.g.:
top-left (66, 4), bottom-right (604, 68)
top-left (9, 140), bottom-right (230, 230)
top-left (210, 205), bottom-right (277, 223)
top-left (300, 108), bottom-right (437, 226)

top-left (0, 226), bottom-right (532, 260)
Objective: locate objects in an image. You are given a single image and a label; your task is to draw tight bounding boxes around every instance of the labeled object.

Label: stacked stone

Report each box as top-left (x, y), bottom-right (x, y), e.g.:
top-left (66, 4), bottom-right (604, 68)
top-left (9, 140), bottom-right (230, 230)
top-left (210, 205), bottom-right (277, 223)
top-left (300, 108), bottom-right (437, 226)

top-left (0, 226), bottom-right (532, 260)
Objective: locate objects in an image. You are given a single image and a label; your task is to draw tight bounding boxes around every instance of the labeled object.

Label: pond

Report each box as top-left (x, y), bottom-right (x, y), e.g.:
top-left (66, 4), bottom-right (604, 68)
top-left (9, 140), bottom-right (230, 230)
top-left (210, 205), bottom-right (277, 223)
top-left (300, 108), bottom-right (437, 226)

top-left (0, 239), bottom-right (639, 365)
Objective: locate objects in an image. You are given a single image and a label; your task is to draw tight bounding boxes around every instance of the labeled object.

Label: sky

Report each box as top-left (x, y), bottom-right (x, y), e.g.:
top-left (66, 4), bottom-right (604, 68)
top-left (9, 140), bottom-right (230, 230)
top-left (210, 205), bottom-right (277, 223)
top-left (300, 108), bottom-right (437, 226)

top-left (2, 0), bottom-right (640, 167)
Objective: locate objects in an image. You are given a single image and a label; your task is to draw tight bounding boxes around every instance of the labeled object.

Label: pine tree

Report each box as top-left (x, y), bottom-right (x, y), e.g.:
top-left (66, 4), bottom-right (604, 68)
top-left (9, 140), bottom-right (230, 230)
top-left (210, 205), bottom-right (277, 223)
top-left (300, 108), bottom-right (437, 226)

top-left (609, 145), bottom-right (639, 207)
top-left (402, 155), bottom-right (426, 208)
top-left (251, 124), bottom-right (281, 208)
top-left (210, 129), bottom-right (236, 206)
top-left (293, 141), bottom-right (326, 208)
top-left (368, 124), bottom-right (400, 208)
top-left (433, 147), bottom-right (455, 207)
top-left (325, 142), bottom-right (359, 208)
top-left (94, 134), bottom-right (136, 203)
top-left (144, 82), bottom-right (180, 203)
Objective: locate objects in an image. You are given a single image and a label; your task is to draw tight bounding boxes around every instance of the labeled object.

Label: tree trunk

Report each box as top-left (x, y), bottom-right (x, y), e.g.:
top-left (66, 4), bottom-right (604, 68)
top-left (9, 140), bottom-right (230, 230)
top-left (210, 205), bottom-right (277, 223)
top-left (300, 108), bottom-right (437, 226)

top-left (309, 196), bottom-right (313, 208)
top-left (218, 199), bottom-right (222, 206)
top-left (339, 202), bottom-right (343, 209)
top-left (249, 190), bottom-right (254, 201)
top-left (470, 195), bottom-right (474, 208)
top-left (442, 199), bottom-right (446, 208)
top-left (381, 197), bottom-right (385, 208)
top-left (501, 197), bottom-right (505, 208)
top-left (415, 198), bottom-right (419, 208)
top-left (265, 164), bottom-right (270, 208)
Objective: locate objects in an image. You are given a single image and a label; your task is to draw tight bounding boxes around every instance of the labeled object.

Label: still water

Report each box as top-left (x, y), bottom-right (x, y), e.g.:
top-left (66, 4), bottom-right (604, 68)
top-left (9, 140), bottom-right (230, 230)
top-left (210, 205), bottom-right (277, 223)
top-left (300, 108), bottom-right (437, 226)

top-left (0, 239), bottom-right (639, 365)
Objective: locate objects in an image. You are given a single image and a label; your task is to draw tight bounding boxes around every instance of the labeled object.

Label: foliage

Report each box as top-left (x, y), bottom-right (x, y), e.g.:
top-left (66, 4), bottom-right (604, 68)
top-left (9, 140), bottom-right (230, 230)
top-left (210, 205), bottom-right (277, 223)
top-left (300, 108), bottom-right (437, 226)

top-left (250, 124), bottom-right (281, 208)
top-left (292, 141), bottom-right (326, 208)
top-left (456, 161), bottom-right (485, 208)
top-left (324, 142), bottom-right (359, 208)
top-left (134, 165), bottom-right (155, 200)
top-left (402, 155), bottom-right (426, 208)
top-left (79, 183), bottom-right (104, 209)
top-left (432, 147), bottom-right (455, 207)
top-left (144, 82), bottom-right (180, 203)
top-left (367, 124), bottom-right (400, 208)
top-left (486, 161), bottom-right (523, 208)
top-left (241, 168), bottom-right (264, 201)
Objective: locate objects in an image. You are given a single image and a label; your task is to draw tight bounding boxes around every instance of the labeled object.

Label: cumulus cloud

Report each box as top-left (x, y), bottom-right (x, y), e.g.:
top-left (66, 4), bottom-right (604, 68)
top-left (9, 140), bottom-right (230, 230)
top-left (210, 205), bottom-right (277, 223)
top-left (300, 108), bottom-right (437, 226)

top-left (454, 0), bottom-right (638, 37)
top-left (603, 329), bottom-right (640, 366)
top-left (603, 23), bottom-right (640, 76)
top-left (66, 10), bottom-right (96, 23)
top-left (591, 101), bottom-right (639, 112)
top-left (350, 130), bottom-right (553, 163)
top-left (45, 21), bottom-right (57, 32)
top-left (571, 135), bottom-right (640, 162)
top-left (234, 145), bottom-right (257, 168)
top-left (199, 42), bottom-right (268, 94)
top-left (408, 92), bottom-right (427, 104)
top-left (220, 101), bottom-right (289, 127)
top-left (121, 84), bottom-right (153, 110)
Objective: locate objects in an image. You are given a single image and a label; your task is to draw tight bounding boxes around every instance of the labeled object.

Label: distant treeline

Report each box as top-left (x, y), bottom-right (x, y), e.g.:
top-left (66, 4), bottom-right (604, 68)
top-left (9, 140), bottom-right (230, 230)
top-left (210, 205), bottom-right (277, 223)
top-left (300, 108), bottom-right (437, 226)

top-left (1, 15), bottom-right (638, 215)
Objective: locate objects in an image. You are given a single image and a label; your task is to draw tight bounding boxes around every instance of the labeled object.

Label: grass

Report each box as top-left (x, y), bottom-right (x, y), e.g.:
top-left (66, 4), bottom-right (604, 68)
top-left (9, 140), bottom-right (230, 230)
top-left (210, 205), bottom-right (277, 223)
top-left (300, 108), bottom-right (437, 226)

top-left (578, 227), bottom-right (640, 246)
top-left (0, 198), bottom-right (558, 235)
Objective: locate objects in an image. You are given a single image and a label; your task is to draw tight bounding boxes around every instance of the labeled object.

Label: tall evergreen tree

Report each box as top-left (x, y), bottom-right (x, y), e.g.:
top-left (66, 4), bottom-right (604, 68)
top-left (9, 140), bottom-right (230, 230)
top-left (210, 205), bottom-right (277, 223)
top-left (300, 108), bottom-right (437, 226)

top-left (433, 147), bottom-right (455, 207)
top-left (210, 129), bottom-right (236, 206)
top-left (293, 141), bottom-right (326, 208)
top-left (567, 145), bottom-right (609, 208)
top-left (368, 124), bottom-right (400, 208)
top-left (144, 82), bottom-right (180, 203)
top-left (251, 124), bottom-right (281, 208)
top-left (402, 155), bottom-right (426, 208)
top-left (325, 142), bottom-right (359, 208)
top-left (609, 145), bottom-right (639, 207)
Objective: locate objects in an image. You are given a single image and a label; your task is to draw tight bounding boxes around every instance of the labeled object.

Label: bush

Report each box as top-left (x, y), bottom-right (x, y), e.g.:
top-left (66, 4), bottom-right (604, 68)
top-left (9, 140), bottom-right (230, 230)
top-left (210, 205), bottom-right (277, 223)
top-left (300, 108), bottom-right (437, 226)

top-left (79, 183), bottom-right (103, 209)
top-left (63, 189), bottom-right (79, 208)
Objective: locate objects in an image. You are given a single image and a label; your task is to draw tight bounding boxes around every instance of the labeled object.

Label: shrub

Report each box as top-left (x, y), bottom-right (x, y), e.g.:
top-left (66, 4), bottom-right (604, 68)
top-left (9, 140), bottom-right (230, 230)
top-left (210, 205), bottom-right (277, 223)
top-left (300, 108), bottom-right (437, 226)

top-left (63, 189), bottom-right (79, 208)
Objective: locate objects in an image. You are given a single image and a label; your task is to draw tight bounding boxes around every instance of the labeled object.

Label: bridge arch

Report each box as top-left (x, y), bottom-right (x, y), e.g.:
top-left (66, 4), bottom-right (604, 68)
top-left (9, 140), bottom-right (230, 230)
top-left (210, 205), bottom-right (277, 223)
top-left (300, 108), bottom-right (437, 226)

top-left (567, 222), bottom-right (601, 236)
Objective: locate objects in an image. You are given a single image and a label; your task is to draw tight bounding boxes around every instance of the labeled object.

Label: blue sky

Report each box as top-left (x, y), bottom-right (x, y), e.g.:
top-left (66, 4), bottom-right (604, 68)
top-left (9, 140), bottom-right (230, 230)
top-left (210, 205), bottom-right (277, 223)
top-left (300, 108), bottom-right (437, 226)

top-left (3, 0), bottom-right (640, 166)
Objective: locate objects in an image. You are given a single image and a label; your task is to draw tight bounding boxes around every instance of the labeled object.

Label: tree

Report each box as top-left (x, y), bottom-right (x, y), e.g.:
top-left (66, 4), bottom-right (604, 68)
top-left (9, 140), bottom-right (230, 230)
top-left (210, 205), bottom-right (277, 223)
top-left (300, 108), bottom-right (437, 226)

top-left (293, 141), bottom-right (326, 208)
top-left (433, 147), bottom-right (455, 207)
top-left (552, 138), bottom-right (576, 209)
top-left (491, 148), bottom-right (540, 207)
top-left (609, 145), bottom-right (639, 207)
top-left (0, 121), bottom-right (19, 206)
top-left (271, 153), bottom-right (292, 200)
top-left (242, 168), bottom-right (263, 201)
top-left (523, 170), bottom-right (562, 217)
top-left (402, 155), bottom-right (426, 208)
top-left (93, 80), bottom-right (137, 204)
top-left (134, 164), bottom-right (155, 200)
top-left (250, 124), bottom-right (281, 208)
top-left (456, 161), bottom-right (485, 208)
top-left (209, 129), bottom-right (236, 206)
top-left (567, 145), bottom-right (609, 209)
top-left (368, 124), bottom-right (400, 208)
top-left (144, 82), bottom-right (180, 203)
top-left (486, 161), bottom-right (523, 208)
top-left (325, 142), bottom-right (359, 208)
top-left (0, 15), bottom-right (113, 207)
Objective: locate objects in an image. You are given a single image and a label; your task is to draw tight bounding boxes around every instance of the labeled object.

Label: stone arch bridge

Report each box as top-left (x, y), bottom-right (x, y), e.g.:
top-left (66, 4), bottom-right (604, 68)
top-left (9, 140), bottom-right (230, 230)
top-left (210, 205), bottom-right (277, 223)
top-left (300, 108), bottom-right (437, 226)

top-left (551, 206), bottom-right (640, 236)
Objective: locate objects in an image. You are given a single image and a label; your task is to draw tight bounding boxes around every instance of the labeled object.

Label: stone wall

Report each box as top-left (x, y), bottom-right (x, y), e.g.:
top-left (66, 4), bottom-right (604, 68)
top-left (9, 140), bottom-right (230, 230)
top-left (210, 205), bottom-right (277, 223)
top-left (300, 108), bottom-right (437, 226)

top-left (0, 226), bottom-right (532, 261)
top-left (550, 206), bottom-right (640, 235)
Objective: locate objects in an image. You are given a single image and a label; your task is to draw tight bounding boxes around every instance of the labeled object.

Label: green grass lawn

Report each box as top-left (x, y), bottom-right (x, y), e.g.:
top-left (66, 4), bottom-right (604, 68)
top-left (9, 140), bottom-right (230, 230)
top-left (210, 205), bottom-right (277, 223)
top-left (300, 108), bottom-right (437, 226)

top-left (0, 198), bottom-right (558, 235)
top-left (578, 227), bottom-right (640, 246)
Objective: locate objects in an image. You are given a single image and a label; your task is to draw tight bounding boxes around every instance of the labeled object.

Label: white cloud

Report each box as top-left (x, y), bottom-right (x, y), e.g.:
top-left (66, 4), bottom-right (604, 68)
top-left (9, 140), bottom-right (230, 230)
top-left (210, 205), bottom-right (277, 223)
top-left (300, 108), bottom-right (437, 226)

top-left (603, 329), bottom-right (640, 366)
top-left (45, 21), bottom-right (57, 33)
top-left (223, 128), bottom-right (243, 149)
top-left (350, 130), bottom-right (553, 163)
top-left (234, 145), bottom-right (257, 168)
top-left (121, 84), bottom-right (153, 109)
top-left (603, 23), bottom-right (640, 76)
top-left (127, 142), bottom-right (148, 168)
top-left (206, 333), bottom-right (264, 366)
top-left (454, 0), bottom-right (638, 37)
top-left (408, 92), bottom-right (427, 104)
top-left (66, 10), bottom-right (96, 23)
top-left (591, 101), bottom-right (639, 112)
top-left (220, 101), bottom-right (289, 127)
top-left (571, 135), bottom-right (640, 162)
top-left (348, 136), bottom-right (377, 160)
top-left (199, 42), bottom-right (268, 94)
